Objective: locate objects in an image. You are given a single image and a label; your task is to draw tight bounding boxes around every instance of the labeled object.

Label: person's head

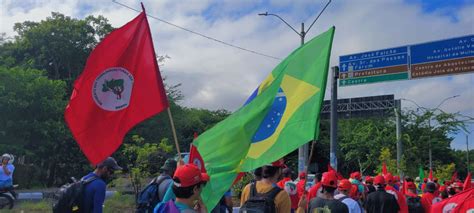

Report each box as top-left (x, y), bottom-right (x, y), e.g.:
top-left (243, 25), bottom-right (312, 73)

top-left (1, 154), bottom-right (11, 164)
top-left (253, 167), bottom-right (263, 181)
top-left (95, 157), bottom-right (122, 181)
top-left (172, 164), bottom-right (209, 201)
top-left (448, 187), bottom-right (456, 196)
top-left (365, 176), bottom-right (373, 185)
top-left (320, 171), bottom-right (338, 195)
top-left (407, 182), bottom-right (417, 193)
top-left (282, 168), bottom-right (292, 178)
top-left (299, 172), bottom-right (306, 180)
top-left (350, 172), bottom-right (362, 181)
top-left (261, 160), bottom-right (286, 182)
top-left (394, 176), bottom-right (400, 184)
top-left (384, 173), bottom-right (394, 186)
top-left (453, 182), bottom-right (463, 193)
top-left (426, 182), bottom-right (436, 193)
top-left (405, 176), bottom-right (414, 183)
top-left (338, 179), bottom-right (352, 195)
top-left (433, 178), bottom-right (438, 183)
top-left (374, 175), bottom-right (386, 189)
top-left (160, 159), bottom-right (177, 176)
top-left (314, 173), bottom-right (322, 184)
top-left (423, 178), bottom-right (428, 183)
top-left (415, 177), bottom-right (421, 184)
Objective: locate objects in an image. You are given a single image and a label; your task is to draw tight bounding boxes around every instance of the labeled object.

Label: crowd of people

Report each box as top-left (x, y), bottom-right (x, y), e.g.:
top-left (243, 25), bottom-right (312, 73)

top-left (49, 156), bottom-right (472, 213)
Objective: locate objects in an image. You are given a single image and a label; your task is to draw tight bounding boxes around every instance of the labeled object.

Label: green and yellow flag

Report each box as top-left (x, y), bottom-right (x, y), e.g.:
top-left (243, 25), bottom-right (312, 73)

top-left (194, 27), bottom-right (335, 209)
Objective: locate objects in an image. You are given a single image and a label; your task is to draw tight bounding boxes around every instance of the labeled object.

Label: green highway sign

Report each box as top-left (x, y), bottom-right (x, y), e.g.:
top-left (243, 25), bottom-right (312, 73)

top-left (339, 72), bottom-right (409, 86)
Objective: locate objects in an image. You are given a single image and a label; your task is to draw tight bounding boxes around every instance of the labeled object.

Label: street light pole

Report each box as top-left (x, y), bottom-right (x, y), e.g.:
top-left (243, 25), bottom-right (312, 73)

top-left (258, 0), bottom-right (331, 174)
top-left (401, 95), bottom-right (460, 170)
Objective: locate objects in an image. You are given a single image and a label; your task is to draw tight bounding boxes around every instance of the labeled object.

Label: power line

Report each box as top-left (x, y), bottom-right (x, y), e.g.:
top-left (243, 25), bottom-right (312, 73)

top-left (112, 0), bottom-right (282, 60)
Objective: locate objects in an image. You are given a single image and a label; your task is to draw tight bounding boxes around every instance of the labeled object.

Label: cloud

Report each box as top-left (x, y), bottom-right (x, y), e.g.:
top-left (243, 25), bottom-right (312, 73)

top-left (1, 0), bottom-right (473, 149)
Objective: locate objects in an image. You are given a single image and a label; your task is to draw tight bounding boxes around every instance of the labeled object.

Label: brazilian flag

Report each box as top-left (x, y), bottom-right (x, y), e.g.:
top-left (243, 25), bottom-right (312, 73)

top-left (194, 27), bottom-right (335, 209)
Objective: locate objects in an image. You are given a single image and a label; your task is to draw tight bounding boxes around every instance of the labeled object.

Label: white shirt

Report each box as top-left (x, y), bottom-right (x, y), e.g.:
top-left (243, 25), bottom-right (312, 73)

top-left (334, 194), bottom-right (362, 213)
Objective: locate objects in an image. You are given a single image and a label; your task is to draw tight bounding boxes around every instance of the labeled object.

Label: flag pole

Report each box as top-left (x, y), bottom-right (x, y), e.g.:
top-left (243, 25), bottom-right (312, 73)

top-left (303, 139), bottom-right (317, 195)
top-left (167, 108), bottom-right (182, 162)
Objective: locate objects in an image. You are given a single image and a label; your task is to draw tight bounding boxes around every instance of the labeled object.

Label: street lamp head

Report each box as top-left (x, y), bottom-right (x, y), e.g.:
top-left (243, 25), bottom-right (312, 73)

top-left (258, 12), bottom-right (268, 16)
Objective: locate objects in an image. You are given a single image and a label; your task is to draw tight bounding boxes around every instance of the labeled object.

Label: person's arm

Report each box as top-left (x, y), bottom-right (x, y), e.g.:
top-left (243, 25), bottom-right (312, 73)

top-left (295, 194), bottom-right (307, 213)
top-left (276, 191), bottom-right (291, 213)
top-left (92, 182), bottom-right (106, 213)
top-left (2, 164), bottom-right (11, 176)
top-left (240, 184), bottom-right (250, 206)
top-left (224, 191), bottom-right (233, 212)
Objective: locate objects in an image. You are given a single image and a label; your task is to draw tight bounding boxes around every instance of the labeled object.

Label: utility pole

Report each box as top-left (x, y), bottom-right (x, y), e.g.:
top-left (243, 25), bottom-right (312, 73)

top-left (395, 100), bottom-right (403, 177)
top-left (259, 0), bottom-right (331, 174)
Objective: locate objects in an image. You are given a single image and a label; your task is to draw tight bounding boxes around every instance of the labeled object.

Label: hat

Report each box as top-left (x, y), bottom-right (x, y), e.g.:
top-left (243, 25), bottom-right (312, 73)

top-left (394, 176), bottom-right (400, 183)
top-left (374, 175), bottom-right (386, 185)
top-left (299, 172), bottom-right (306, 179)
top-left (415, 177), bottom-right (420, 182)
top-left (439, 185), bottom-right (446, 192)
top-left (407, 182), bottom-right (416, 190)
top-left (423, 178), bottom-right (428, 183)
top-left (350, 172), bottom-right (361, 180)
top-left (161, 159), bottom-right (177, 171)
top-left (338, 179), bottom-right (352, 191)
top-left (453, 182), bottom-right (463, 188)
top-left (321, 171), bottom-right (337, 188)
top-left (384, 173), bottom-right (394, 184)
top-left (426, 182), bottom-right (436, 192)
top-left (365, 176), bottom-right (373, 183)
top-left (97, 157), bottom-right (122, 171)
top-left (173, 164), bottom-right (209, 187)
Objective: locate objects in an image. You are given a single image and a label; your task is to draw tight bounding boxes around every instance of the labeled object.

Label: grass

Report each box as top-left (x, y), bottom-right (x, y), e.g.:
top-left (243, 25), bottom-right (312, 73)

top-left (3, 200), bottom-right (52, 212)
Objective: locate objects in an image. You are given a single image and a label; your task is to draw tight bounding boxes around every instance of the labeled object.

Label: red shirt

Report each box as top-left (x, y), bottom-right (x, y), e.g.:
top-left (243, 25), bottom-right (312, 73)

top-left (420, 192), bottom-right (442, 213)
top-left (296, 179), bottom-right (306, 199)
top-left (386, 185), bottom-right (409, 213)
top-left (405, 191), bottom-right (418, 198)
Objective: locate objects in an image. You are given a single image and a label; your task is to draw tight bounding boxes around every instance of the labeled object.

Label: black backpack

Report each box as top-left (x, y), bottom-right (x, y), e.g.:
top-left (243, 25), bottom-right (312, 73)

top-left (239, 183), bottom-right (282, 213)
top-left (136, 176), bottom-right (171, 213)
top-left (406, 196), bottom-right (424, 213)
top-left (52, 176), bottom-right (98, 213)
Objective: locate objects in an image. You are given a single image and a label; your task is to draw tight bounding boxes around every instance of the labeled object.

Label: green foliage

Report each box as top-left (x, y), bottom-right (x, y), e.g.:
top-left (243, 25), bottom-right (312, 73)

top-left (434, 163), bottom-right (456, 183)
top-left (377, 148), bottom-right (398, 175)
top-left (103, 193), bottom-right (136, 213)
top-left (231, 172), bottom-right (253, 198)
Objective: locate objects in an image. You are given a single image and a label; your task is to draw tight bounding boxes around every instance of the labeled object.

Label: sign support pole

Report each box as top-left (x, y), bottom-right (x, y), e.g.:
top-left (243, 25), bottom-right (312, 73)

top-left (330, 66), bottom-right (339, 170)
top-left (395, 100), bottom-right (403, 177)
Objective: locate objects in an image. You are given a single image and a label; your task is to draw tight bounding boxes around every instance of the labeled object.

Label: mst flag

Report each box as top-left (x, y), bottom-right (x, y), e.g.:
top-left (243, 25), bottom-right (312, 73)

top-left (65, 10), bottom-right (168, 165)
top-left (194, 27), bottom-right (335, 209)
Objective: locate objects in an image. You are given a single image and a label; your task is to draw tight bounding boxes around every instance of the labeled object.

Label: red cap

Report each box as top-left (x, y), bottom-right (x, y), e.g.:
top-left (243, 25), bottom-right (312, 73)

top-left (384, 173), bottom-right (394, 184)
top-left (270, 159), bottom-right (287, 168)
top-left (374, 175), bottom-right (386, 185)
top-left (439, 185), bottom-right (446, 192)
top-left (394, 176), bottom-right (400, 183)
top-left (321, 171), bottom-right (338, 188)
top-left (423, 178), bottom-right (428, 183)
top-left (350, 172), bottom-right (361, 180)
top-left (407, 182), bottom-right (416, 189)
top-left (338, 179), bottom-right (352, 191)
top-left (365, 176), bottom-right (373, 183)
top-left (299, 172), bottom-right (306, 179)
top-left (173, 164), bottom-right (209, 187)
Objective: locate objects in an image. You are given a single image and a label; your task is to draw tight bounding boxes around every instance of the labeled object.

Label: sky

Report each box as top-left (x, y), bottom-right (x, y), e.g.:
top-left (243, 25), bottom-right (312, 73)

top-left (1, 0), bottom-right (473, 150)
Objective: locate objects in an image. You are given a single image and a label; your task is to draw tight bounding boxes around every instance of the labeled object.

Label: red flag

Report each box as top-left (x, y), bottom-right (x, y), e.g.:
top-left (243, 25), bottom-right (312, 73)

top-left (189, 133), bottom-right (206, 172)
top-left (431, 188), bottom-right (474, 212)
top-left (65, 9), bottom-right (168, 165)
top-left (232, 172), bottom-right (245, 186)
top-left (382, 162), bottom-right (387, 175)
top-left (428, 169), bottom-right (433, 181)
top-left (464, 172), bottom-right (472, 190)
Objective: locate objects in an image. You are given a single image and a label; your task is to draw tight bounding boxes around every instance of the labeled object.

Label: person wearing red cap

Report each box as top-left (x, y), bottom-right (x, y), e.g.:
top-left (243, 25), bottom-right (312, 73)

top-left (154, 164), bottom-right (209, 213)
top-left (366, 175), bottom-right (400, 213)
top-left (240, 161), bottom-right (291, 213)
top-left (307, 171), bottom-right (348, 213)
top-left (334, 179), bottom-right (363, 213)
top-left (365, 176), bottom-right (376, 194)
top-left (420, 178), bottom-right (428, 192)
top-left (384, 173), bottom-right (408, 213)
top-left (296, 172), bottom-right (307, 200)
top-left (405, 182), bottom-right (424, 213)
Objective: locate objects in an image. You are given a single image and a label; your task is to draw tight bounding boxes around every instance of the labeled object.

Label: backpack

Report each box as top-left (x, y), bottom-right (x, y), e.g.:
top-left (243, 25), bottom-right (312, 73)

top-left (154, 200), bottom-right (180, 213)
top-left (239, 183), bottom-right (282, 213)
top-left (406, 196), bottom-right (424, 213)
top-left (52, 176), bottom-right (98, 213)
top-left (136, 176), bottom-right (171, 213)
